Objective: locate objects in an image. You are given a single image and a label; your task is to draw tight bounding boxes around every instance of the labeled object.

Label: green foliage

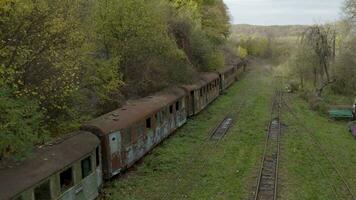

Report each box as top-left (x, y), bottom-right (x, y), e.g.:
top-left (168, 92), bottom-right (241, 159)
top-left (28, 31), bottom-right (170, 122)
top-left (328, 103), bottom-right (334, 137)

top-left (0, 87), bottom-right (48, 158)
top-left (237, 46), bottom-right (248, 60)
top-left (0, 0), bottom-right (87, 132)
top-left (331, 36), bottom-right (356, 95)
top-left (201, 0), bottom-right (230, 44)
top-left (91, 0), bottom-right (195, 96)
top-left (236, 36), bottom-right (271, 58)
top-left (0, 0), bottom-right (234, 158)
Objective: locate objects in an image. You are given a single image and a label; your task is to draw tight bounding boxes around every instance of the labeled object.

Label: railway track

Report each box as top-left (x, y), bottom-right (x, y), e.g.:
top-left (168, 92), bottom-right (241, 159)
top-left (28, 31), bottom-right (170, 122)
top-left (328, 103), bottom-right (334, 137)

top-left (282, 95), bottom-right (356, 200)
top-left (160, 98), bottom-right (247, 199)
top-left (254, 90), bottom-right (282, 200)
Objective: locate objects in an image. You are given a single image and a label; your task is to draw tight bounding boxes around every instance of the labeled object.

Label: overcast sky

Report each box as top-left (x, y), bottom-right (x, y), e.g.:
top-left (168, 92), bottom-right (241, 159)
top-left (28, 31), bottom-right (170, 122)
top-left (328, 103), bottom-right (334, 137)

top-left (224, 0), bottom-right (345, 25)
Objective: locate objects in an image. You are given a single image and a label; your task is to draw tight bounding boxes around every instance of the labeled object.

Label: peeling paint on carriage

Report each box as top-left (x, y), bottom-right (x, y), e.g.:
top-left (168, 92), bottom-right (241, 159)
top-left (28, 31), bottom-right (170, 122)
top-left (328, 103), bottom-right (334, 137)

top-left (80, 87), bottom-right (188, 179)
top-left (0, 64), bottom-right (243, 199)
top-left (0, 132), bottom-right (102, 200)
top-left (181, 72), bottom-right (220, 116)
top-left (218, 65), bottom-right (238, 91)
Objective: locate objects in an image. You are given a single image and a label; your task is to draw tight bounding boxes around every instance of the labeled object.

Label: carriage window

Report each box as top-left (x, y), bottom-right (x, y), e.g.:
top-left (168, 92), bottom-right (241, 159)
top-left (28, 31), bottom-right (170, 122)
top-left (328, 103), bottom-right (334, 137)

top-left (146, 118), bottom-right (151, 129)
top-left (95, 147), bottom-right (100, 167)
top-left (160, 110), bottom-right (165, 123)
top-left (176, 101), bottom-right (180, 111)
top-left (60, 167), bottom-right (73, 191)
top-left (169, 105), bottom-right (173, 114)
top-left (34, 181), bottom-right (51, 200)
top-left (159, 111), bottom-right (164, 124)
top-left (81, 156), bottom-right (92, 178)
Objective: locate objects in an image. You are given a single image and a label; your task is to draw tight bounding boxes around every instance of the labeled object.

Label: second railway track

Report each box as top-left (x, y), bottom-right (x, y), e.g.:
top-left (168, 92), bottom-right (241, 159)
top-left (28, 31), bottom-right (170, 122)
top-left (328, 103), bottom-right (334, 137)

top-left (254, 89), bottom-right (282, 200)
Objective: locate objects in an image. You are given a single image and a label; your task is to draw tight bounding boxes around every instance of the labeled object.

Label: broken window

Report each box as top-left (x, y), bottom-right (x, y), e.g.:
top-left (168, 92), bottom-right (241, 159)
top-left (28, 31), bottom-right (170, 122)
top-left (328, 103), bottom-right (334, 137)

top-left (169, 105), bottom-right (173, 114)
top-left (176, 101), bottom-right (180, 111)
top-left (95, 147), bottom-right (100, 167)
top-left (81, 156), bottom-right (92, 179)
top-left (60, 167), bottom-right (73, 191)
top-left (34, 181), bottom-right (51, 200)
top-left (146, 118), bottom-right (152, 129)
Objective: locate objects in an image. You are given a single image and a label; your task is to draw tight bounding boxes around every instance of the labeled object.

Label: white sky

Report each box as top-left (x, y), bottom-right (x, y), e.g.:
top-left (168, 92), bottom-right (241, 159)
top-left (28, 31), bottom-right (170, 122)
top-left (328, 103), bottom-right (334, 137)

top-left (224, 0), bottom-right (345, 25)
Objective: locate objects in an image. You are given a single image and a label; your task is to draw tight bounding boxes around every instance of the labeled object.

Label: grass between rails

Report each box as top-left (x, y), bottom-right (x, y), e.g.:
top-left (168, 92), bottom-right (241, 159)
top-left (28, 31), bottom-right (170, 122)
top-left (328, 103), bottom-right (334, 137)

top-left (102, 63), bottom-right (274, 200)
top-left (280, 94), bottom-right (356, 200)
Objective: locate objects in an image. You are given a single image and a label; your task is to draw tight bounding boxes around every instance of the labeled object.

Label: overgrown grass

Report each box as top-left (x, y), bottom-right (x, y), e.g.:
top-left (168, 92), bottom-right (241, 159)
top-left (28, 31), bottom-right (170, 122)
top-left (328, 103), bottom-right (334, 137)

top-left (103, 63), bottom-right (274, 200)
top-left (280, 94), bottom-right (356, 200)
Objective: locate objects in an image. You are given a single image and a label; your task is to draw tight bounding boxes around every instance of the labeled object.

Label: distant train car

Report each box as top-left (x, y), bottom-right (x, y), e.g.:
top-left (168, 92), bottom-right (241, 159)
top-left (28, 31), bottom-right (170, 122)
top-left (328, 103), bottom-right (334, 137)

top-left (81, 87), bottom-right (187, 179)
top-left (235, 61), bottom-right (244, 80)
top-left (0, 132), bottom-right (102, 200)
top-left (181, 72), bottom-right (220, 116)
top-left (218, 65), bottom-right (237, 91)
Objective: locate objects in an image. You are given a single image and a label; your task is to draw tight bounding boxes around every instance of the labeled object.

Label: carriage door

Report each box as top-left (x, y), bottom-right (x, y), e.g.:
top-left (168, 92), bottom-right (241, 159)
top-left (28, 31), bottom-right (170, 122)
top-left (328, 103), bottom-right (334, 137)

top-left (109, 132), bottom-right (122, 176)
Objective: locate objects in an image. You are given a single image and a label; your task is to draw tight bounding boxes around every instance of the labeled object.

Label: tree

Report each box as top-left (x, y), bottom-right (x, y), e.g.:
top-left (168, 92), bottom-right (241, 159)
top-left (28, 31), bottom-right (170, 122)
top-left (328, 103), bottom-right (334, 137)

top-left (344, 0), bottom-right (356, 25)
top-left (0, 85), bottom-right (48, 159)
top-left (302, 25), bottom-right (336, 97)
top-left (332, 35), bottom-right (356, 95)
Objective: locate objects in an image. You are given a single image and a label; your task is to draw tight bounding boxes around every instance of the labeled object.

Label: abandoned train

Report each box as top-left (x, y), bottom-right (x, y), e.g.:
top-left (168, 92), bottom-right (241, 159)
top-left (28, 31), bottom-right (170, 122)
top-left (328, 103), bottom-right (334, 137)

top-left (0, 63), bottom-right (243, 200)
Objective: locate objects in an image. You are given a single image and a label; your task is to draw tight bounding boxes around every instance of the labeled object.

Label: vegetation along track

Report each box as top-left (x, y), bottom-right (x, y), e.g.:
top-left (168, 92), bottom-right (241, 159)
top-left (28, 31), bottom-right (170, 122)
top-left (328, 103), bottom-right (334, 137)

top-left (282, 94), bottom-right (356, 200)
top-left (160, 97), bottom-right (247, 200)
top-left (254, 87), bottom-right (283, 200)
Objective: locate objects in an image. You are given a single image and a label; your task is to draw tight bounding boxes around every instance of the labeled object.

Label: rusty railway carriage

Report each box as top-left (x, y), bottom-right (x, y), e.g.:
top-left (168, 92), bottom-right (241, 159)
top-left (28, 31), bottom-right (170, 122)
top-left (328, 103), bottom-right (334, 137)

top-left (0, 132), bottom-right (102, 200)
top-left (182, 72), bottom-right (220, 116)
top-left (81, 87), bottom-right (187, 179)
top-left (0, 65), bottom-right (243, 199)
top-left (219, 65), bottom-right (238, 91)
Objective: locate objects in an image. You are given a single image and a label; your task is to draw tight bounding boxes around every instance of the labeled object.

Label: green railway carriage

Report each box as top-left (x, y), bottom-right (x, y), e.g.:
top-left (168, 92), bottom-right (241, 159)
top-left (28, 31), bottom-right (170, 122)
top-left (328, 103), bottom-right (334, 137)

top-left (0, 132), bottom-right (102, 200)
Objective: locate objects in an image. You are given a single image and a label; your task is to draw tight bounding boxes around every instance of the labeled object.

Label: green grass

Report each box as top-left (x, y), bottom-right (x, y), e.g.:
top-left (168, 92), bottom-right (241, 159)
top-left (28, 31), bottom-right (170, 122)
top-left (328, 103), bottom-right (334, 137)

top-left (103, 63), bottom-right (275, 200)
top-left (280, 94), bottom-right (356, 200)
top-left (103, 62), bottom-right (356, 200)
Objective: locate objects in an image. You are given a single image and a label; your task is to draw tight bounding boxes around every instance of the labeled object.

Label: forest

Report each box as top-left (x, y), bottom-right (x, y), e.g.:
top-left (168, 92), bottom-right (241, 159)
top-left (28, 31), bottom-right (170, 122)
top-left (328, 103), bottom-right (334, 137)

top-left (1, 0), bottom-right (356, 160)
top-left (0, 0), bottom-right (235, 158)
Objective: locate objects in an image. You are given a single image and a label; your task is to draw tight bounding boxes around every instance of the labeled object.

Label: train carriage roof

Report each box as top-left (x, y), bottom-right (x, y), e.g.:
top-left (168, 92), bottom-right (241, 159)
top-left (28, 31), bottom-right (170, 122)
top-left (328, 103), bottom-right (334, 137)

top-left (218, 65), bottom-right (236, 74)
top-left (181, 72), bottom-right (219, 92)
top-left (0, 131), bottom-right (99, 200)
top-left (81, 87), bottom-right (186, 136)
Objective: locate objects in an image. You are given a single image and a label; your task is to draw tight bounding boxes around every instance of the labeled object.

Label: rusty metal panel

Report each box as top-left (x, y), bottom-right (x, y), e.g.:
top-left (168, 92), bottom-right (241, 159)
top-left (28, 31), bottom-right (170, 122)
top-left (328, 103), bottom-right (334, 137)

top-left (109, 132), bottom-right (122, 176)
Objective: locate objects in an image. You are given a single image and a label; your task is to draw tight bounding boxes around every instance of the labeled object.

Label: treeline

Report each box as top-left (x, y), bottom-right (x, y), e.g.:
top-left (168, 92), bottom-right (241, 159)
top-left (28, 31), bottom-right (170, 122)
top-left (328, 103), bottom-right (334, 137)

top-left (0, 0), bottom-right (235, 158)
top-left (231, 24), bottom-right (309, 38)
top-left (284, 0), bottom-right (356, 110)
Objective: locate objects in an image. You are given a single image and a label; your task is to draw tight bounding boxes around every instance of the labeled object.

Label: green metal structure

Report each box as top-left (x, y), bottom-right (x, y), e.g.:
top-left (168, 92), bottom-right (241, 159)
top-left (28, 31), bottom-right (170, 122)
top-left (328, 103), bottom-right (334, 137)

top-left (328, 109), bottom-right (353, 119)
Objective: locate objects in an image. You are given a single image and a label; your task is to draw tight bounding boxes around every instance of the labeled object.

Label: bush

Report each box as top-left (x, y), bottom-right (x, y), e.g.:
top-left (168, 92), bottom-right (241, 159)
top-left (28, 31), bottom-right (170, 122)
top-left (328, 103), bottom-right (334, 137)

top-left (0, 88), bottom-right (48, 159)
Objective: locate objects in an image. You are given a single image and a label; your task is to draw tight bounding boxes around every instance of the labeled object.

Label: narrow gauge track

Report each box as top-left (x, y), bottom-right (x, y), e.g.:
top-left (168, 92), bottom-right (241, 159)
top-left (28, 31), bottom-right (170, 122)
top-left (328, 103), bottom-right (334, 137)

top-left (254, 90), bottom-right (282, 200)
top-left (282, 95), bottom-right (356, 200)
top-left (161, 98), bottom-right (247, 200)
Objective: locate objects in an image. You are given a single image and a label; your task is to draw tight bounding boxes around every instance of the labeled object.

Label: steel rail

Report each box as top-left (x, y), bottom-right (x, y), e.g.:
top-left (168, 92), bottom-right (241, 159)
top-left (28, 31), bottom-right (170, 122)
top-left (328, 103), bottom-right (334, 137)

top-left (254, 88), bottom-right (281, 200)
